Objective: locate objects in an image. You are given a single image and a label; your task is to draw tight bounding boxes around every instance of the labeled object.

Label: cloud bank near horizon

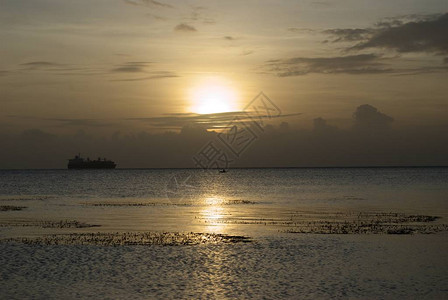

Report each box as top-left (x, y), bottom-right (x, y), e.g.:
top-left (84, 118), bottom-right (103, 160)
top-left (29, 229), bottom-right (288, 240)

top-left (1, 104), bottom-right (446, 168)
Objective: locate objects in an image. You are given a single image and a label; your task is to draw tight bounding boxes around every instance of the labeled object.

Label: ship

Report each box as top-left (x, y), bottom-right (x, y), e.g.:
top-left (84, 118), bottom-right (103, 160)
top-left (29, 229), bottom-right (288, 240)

top-left (68, 154), bottom-right (116, 169)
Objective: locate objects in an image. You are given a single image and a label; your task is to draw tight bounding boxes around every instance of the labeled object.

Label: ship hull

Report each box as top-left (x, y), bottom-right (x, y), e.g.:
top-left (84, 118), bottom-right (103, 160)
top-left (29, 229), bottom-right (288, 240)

top-left (67, 154), bottom-right (117, 169)
top-left (68, 164), bottom-right (116, 169)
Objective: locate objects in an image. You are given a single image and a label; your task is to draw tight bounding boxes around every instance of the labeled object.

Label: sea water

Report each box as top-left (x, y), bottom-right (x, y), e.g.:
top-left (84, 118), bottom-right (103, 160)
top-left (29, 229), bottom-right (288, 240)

top-left (1, 168), bottom-right (447, 298)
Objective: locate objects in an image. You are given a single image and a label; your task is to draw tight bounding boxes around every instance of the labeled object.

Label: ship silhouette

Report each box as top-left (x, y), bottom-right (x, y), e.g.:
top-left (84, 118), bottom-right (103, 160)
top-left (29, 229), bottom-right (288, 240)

top-left (68, 154), bottom-right (116, 169)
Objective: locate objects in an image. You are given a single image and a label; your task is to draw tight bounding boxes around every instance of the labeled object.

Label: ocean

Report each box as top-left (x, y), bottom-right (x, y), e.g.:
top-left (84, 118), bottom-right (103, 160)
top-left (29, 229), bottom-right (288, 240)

top-left (1, 168), bottom-right (447, 298)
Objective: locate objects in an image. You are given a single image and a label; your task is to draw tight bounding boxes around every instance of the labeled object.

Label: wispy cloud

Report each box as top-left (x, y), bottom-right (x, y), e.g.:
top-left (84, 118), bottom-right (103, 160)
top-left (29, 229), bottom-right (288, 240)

top-left (241, 50), bottom-right (254, 56)
top-left (129, 111), bottom-right (301, 130)
top-left (287, 28), bottom-right (316, 34)
top-left (48, 118), bottom-right (115, 128)
top-left (323, 28), bottom-right (374, 42)
top-left (7, 116), bottom-right (114, 128)
top-left (351, 13), bottom-right (447, 54)
top-left (10, 61), bottom-right (177, 81)
top-left (123, 0), bottom-right (173, 9)
top-left (325, 13), bottom-right (448, 55)
top-left (146, 13), bottom-right (167, 21)
top-left (265, 54), bottom-right (393, 77)
top-left (111, 62), bottom-right (152, 73)
top-left (110, 72), bottom-right (178, 81)
top-left (187, 6), bottom-right (215, 25)
top-left (174, 23), bottom-right (197, 32)
top-left (20, 61), bottom-right (62, 68)
top-left (18, 61), bottom-right (105, 76)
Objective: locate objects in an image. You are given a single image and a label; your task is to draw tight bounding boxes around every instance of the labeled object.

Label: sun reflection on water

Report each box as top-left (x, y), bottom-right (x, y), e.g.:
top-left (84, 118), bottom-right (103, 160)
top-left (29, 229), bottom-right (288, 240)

top-left (200, 196), bottom-right (228, 233)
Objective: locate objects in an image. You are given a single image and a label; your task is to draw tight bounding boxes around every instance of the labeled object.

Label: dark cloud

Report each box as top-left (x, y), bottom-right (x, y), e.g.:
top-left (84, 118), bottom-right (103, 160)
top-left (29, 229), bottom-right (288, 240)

top-left (112, 67), bottom-right (144, 73)
top-left (353, 13), bottom-right (448, 54)
top-left (123, 0), bottom-right (172, 8)
top-left (375, 14), bottom-right (442, 28)
top-left (2, 105), bottom-right (447, 168)
top-left (313, 117), bottom-right (337, 133)
top-left (326, 13), bottom-right (448, 54)
top-left (111, 62), bottom-right (152, 73)
top-left (128, 111), bottom-right (302, 130)
top-left (353, 104), bottom-right (393, 131)
top-left (174, 23), bottom-right (197, 32)
top-left (265, 54), bottom-right (393, 77)
top-left (323, 28), bottom-right (374, 42)
top-left (224, 36), bottom-right (235, 40)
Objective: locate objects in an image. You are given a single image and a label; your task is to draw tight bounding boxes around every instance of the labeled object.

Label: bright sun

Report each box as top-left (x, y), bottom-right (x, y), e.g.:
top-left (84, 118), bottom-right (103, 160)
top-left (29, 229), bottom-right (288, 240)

top-left (190, 77), bottom-right (239, 114)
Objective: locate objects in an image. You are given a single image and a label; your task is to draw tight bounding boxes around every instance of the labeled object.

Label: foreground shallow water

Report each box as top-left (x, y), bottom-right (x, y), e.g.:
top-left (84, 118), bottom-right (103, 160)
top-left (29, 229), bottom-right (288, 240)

top-left (1, 234), bottom-right (447, 299)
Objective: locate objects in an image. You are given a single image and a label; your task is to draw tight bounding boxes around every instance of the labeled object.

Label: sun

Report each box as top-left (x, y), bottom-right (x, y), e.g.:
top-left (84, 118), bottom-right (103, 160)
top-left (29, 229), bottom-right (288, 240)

top-left (189, 77), bottom-right (239, 114)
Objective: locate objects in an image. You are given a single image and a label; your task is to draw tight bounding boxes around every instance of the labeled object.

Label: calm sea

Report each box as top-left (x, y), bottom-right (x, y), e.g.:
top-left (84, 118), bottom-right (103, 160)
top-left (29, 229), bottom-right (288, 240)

top-left (1, 167), bottom-right (447, 204)
top-left (1, 168), bottom-right (447, 298)
top-left (1, 167), bottom-right (447, 236)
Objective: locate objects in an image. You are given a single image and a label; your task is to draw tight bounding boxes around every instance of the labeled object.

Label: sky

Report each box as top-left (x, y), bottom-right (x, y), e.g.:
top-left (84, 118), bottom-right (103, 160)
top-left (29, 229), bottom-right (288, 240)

top-left (0, 0), bottom-right (447, 168)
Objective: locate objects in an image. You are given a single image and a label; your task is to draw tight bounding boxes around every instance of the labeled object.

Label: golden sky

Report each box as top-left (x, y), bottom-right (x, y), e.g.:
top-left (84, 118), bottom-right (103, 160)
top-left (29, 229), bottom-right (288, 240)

top-left (0, 0), bottom-right (447, 167)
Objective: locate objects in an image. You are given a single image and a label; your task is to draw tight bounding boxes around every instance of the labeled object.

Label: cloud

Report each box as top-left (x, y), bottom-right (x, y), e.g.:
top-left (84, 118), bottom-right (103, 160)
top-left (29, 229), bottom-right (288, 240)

top-left (174, 23), bottom-right (197, 32)
top-left (146, 13), bottom-right (167, 21)
top-left (7, 116), bottom-right (114, 128)
top-left (241, 50), bottom-right (254, 56)
top-left (326, 13), bottom-right (448, 54)
top-left (128, 111), bottom-right (302, 130)
top-left (18, 61), bottom-right (105, 76)
top-left (14, 61), bottom-right (177, 80)
top-left (110, 72), bottom-right (178, 81)
top-left (47, 119), bottom-right (114, 128)
top-left (287, 28), bottom-right (316, 34)
top-left (265, 54), bottom-right (393, 76)
top-left (353, 104), bottom-right (393, 131)
top-left (188, 6), bottom-right (215, 25)
top-left (20, 61), bottom-right (65, 71)
top-left (21, 61), bottom-right (61, 67)
top-left (224, 36), bottom-right (235, 40)
top-left (21, 129), bottom-right (56, 141)
top-left (111, 62), bottom-right (152, 73)
top-left (313, 117), bottom-right (337, 133)
top-left (323, 28), bottom-right (374, 42)
top-left (353, 13), bottom-right (448, 54)
top-left (2, 105), bottom-right (448, 168)
top-left (123, 0), bottom-right (172, 8)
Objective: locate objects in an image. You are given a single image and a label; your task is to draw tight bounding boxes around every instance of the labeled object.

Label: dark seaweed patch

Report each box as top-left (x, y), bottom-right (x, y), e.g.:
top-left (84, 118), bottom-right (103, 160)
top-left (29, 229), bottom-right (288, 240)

top-left (3, 232), bottom-right (252, 246)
